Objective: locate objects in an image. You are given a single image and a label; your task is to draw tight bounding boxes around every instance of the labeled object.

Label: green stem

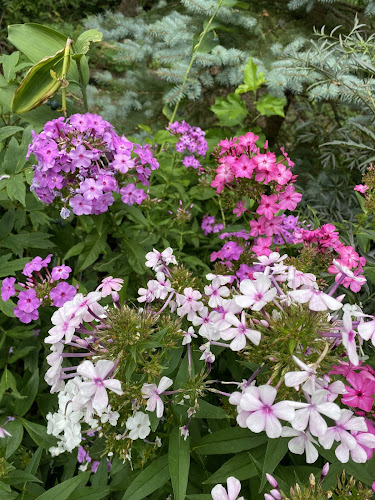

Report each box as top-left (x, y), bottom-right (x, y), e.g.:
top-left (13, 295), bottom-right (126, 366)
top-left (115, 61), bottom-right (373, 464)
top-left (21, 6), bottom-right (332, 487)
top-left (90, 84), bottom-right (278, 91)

top-left (169, 0), bottom-right (224, 124)
top-left (77, 58), bottom-right (89, 112)
top-left (218, 196), bottom-right (226, 228)
top-left (61, 38), bottom-right (72, 117)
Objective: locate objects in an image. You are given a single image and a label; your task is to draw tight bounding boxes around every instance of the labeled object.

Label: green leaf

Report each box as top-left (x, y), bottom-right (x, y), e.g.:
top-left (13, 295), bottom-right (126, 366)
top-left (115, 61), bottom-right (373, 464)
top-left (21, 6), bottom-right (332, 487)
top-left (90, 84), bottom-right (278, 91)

top-left (243, 57), bottom-right (266, 92)
top-left (0, 255), bottom-right (31, 276)
top-left (0, 126), bottom-right (24, 143)
top-left (0, 297), bottom-right (15, 317)
top-left (12, 46), bottom-right (68, 114)
top-left (25, 447), bottom-right (43, 475)
top-left (122, 455), bottom-right (170, 500)
top-left (255, 94), bottom-right (286, 118)
top-left (91, 458), bottom-right (108, 489)
top-left (0, 367), bottom-right (21, 401)
top-left (5, 419), bottom-right (24, 459)
top-left (2, 470), bottom-right (41, 485)
top-left (0, 232), bottom-right (54, 257)
top-left (2, 52), bottom-right (20, 82)
top-left (6, 174), bottom-right (26, 206)
top-left (68, 488), bottom-right (110, 500)
top-left (195, 399), bottom-right (229, 419)
top-left (169, 427), bottom-right (190, 500)
top-left (64, 241), bottom-right (85, 260)
top-left (210, 93), bottom-right (247, 127)
top-left (193, 427), bottom-right (267, 455)
top-left (74, 29), bottom-right (103, 56)
top-left (14, 369), bottom-right (39, 417)
top-left (8, 24), bottom-right (66, 63)
top-left (34, 471), bottom-right (91, 500)
top-left (204, 452), bottom-right (257, 484)
top-left (258, 437), bottom-right (289, 491)
top-left (76, 233), bottom-right (107, 272)
top-left (122, 237), bottom-right (146, 275)
top-left (21, 419), bottom-right (57, 449)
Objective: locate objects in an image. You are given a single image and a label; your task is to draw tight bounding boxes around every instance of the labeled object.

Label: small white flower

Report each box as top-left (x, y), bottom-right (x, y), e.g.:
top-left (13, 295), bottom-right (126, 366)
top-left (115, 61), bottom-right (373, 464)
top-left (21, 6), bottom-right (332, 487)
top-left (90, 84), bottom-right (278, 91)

top-left (126, 411), bottom-right (151, 440)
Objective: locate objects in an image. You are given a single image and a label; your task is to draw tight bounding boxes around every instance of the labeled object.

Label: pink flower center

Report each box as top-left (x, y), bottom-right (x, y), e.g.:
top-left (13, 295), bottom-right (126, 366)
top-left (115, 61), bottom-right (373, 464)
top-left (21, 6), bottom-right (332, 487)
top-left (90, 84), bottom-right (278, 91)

top-left (94, 377), bottom-right (104, 387)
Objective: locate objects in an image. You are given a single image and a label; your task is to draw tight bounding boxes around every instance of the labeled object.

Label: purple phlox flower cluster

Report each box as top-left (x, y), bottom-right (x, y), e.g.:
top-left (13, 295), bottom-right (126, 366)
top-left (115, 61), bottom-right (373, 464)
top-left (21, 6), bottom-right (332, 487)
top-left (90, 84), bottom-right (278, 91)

top-left (167, 121), bottom-right (208, 170)
top-left (27, 113), bottom-right (158, 217)
top-left (136, 249), bottom-right (375, 465)
top-left (1, 254), bottom-right (76, 323)
top-left (273, 214), bottom-right (301, 245)
top-left (201, 214), bottom-right (224, 235)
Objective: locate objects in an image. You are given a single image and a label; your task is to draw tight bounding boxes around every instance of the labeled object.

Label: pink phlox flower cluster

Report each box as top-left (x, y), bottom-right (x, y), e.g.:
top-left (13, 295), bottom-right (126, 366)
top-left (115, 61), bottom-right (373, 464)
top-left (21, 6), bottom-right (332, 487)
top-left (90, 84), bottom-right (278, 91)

top-left (354, 184), bottom-right (369, 193)
top-left (28, 113), bottom-right (158, 217)
top-left (201, 214), bottom-right (224, 235)
top-left (211, 241), bottom-right (243, 263)
top-left (145, 247), bottom-right (177, 272)
top-left (1, 254), bottom-right (76, 323)
top-left (96, 276), bottom-right (124, 298)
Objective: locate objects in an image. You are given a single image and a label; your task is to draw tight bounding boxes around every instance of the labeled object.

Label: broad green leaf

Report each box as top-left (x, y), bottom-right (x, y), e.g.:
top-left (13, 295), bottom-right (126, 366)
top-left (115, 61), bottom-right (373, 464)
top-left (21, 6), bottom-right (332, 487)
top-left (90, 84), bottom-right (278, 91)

top-left (258, 437), bottom-right (289, 491)
top-left (34, 471), bottom-right (91, 500)
top-left (210, 93), bottom-right (248, 127)
top-left (6, 174), bottom-right (26, 206)
top-left (74, 29), bottom-right (103, 56)
top-left (0, 298), bottom-right (15, 317)
top-left (195, 399), bottom-right (229, 419)
top-left (193, 427), bottom-right (267, 455)
top-left (0, 126), bottom-right (24, 143)
top-left (122, 237), bottom-right (146, 275)
top-left (2, 471), bottom-right (41, 485)
top-left (193, 31), bottom-right (218, 53)
top-left (21, 419), bottom-right (57, 449)
top-left (69, 488), bottom-right (111, 500)
top-left (2, 52), bottom-right (19, 82)
top-left (25, 447), bottom-right (43, 475)
top-left (204, 452), bottom-right (256, 484)
top-left (14, 369), bottom-right (39, 417)
top-left (90, 458), bottom-right (108, 488)
top-left (5, 419), bottom-right (24, 459)
top-left (122, 455), bottom-right (170, 500)
top-left (0, 233), bottom-right (55, 257)
top-left (255, 94), bottom-right (286, 118)
top-left (0, 366), bottom-right (21, 400)
top-left (169, 427), bottom-right (190, 500)
top-left (12, 47), bottom-right (68, 114)
top-left (243, 57), bottom-right (266, 92)
top-left (64, 241), bottom-right (85, 260)
top-left (8, 24), bottom-right (66, 63)
top-left (0, 255), bottom-right (30, 276)
top-left (76, 232), bottom-right (107, 272)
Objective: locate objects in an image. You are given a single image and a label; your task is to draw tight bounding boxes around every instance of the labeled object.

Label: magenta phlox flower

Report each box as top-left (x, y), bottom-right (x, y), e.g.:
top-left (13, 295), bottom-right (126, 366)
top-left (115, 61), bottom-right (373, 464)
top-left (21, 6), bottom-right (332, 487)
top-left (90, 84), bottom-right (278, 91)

top-left (1, 277), bottom-right (16, 301)
top-left (342, 371), bottom-right (375, 412)
top-left (14, 307), bottom-right (39, 324)
top-left (233, 155), bottom-right (255, 178)
top-left (235, 275), bottom-right (277, 311)
top-left (97, 277), bottom-right (124, 298)
top-left (50, 282), bottom-right (77, 307)
top-left (77, 360), bottom-right (123, 412)
top-left (80, 179), bottom-right (103, 201)
top-left (354, 184), bottom-right (369, 193)
top-left (112, 153), bottom-right (134, 173)
top-left (220, 311), bottom-right (261, 351)
top-left (278, 185), bottom-right (302, 211)
top-left (256, 194), bottom-right (279, 220)
top-left (252, 237), bottom-right (273, 257)
top-left (142, 376), bottom-right (173, 418)
top-left (211, 476), bottom-right (244, 500)
top-left (51, 265), bottom-right (71, 281)
top-left (23, 254), bottom-right (52, 277)
top-left (238, 385), bottom-right (295, 438)
top-left (233, 201), bottom-right (246, 218)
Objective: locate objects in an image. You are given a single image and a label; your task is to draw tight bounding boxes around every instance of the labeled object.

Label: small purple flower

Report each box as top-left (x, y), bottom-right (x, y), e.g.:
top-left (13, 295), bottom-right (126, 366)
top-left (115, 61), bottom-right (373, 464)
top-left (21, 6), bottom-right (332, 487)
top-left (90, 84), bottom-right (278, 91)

top-left (69, 194), bottom-right (92, 216)
top-left (120, 184), bottom-right (138, 205)
top-left (1, 277), bottom-right (16, 301)
top-left (14, 307), bottom-right (39, 324)
top-left (50, 282), bottom-right (77, 307)
top-left (69, 145), bottom-right (94, 169)
top-left (80, 178), bottom-right (103, 201)
top-left (17, 289), bottom-right (40, 313)
top-left (51, 265), bottom-right (72, 281)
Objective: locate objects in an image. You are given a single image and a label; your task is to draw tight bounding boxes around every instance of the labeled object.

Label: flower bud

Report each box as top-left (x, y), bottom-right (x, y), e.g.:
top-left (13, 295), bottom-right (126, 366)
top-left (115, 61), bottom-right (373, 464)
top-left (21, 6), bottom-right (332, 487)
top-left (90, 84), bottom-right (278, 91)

top-left (270, 489), bottom-right (281, 499)
top-left (266, 473), bottom-right (278, 489)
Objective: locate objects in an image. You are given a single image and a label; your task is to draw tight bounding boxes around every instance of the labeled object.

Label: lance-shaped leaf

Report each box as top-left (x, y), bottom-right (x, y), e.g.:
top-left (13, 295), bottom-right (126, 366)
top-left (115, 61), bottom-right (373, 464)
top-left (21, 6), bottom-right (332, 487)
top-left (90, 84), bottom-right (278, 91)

top-left (11, 47), bottom-right (70, 114)
top-left (73, 29), bottom-right (103, 58)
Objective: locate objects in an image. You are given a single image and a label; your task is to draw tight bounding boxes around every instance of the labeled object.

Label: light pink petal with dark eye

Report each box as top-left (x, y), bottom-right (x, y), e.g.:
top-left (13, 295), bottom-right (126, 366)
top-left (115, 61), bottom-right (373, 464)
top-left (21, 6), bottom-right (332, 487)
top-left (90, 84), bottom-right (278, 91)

top-left (104, 379), bottom-right (123, 395)
top-left (93, 385), bottom-right (108, 410)
top-left (240, 392), bottom-right (263, 412)
top-left (246, 410), bottom-right (266, 433)
top-left (239, 279), bottom-right (256, 296)
top-left (157, 376), bottom-right (173, 393)
top-left (291, 408), bottom-right (310, 431)
top-left (308, 411), bottom-right (327, 437)
top-left (265, 414), bottom-right (282, 438)
top-left (227, 476), bottom-right (241, 500)
top-left (95, 359), bottom-right (115, 379)
top-left (288, 435), bottom-right (305, 454)
top-left (77, 360), bottom-right (97, 380)
top-left (234, 295), bottom-right (253, 309)
top-left (211, 484), bottom-right (229, 500)
top-left (230, 334), bottom-right (246, 352)
top-left (272, 401), bottom-right (295, 422)
top-left (257, 385), bottom-right (277, 406)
